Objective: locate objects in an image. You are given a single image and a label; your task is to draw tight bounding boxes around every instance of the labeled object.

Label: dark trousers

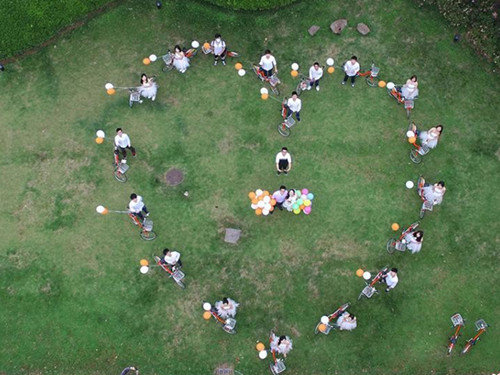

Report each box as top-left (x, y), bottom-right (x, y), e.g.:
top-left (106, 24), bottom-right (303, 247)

top-left (115, 146), bottom-right (136, 159)
top-left (261, 68), bottom-right (273, 78)
top-left (214, 49), bottom-right (226, 61)
top-left (312, 78), bottom-right (320, 87)
top-left (343, 74), bottom-right (356, 84)
top-left (133, 205), bottom-right (149, 221)
top-left (286, 109), bottom-right (300, 121)
top-left (278, 160), bottom-right (289, 173)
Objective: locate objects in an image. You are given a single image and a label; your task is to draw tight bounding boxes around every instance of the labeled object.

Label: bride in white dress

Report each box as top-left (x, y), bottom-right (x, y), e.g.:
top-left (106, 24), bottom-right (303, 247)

top-left (172, 45), bottom-right (190, 73)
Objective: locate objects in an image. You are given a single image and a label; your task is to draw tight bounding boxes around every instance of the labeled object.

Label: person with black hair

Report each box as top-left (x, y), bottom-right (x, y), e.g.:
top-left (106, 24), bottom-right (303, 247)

top-left (270, 333), bottom-right (293, 357)
top-left (380, 268), bottom-right (399, 292)
top-left (272, 185), bottom-right (288, 210)
top-left (404, 230), bottom-right (424, 254)
top-left (336, 312), bottom-right (357, 331)
top-left (138, 73), bottom-right (157, 101)
top-left (162, 248), bottom-right (182, 269)
top-left (210, 34), bottom-right (227, 66)
top-left (173, 45), bottom-right (190, 73)
top-left (215, 297), bottom-right (239, 319)
top-left (308, 62), bottom-right (323, 91)
top-left (275, 147), bottom-right (292, 175)
top-left (128, 193), bottom-right (149, 222)
top-left (342, 56), bottom-right (360, 87)
top-left (286, 91), bottom-right (301, 122)
top-left (259, 49), bottom-right (277, 78)
top-left (419, 179), bottom-right (446, 205)
top-left (114, 128), bottom-right (136, 162)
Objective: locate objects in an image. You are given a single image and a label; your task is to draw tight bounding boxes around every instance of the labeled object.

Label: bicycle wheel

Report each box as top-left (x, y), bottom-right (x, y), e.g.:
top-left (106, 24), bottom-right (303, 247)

top-left (175, 279), bottom-right (186, 289)
top-left (386, 239), bottom-right (397, 254)
top-left (365, 76), bottom-right (379, 87)
top-left (410, 149), bottom-right (422, 164)
top-left (277, 122), bottom-right (290, 137)
top-left (114, 169), bottom-right (128, 182)
top-left (140, 230), bottom-right (157, 241)
top-left (162, 64), bottom-right (173, 72)
top-left (271, 85), bottom-right (280, 96)
top-left (406, 107), bottom-right (412, 119)
top-left (419, 208), bottom-right (426, 219)
top-left (357, 291), bottom-right (366, 300)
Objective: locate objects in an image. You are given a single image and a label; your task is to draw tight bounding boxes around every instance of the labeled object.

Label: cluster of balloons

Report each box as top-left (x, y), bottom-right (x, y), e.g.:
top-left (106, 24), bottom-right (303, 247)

top-left (95, 129), bottom-right (106, 144)
top-left (356, 268), bottom-right (372, 280)
top-left (406, 129), bottom-right (417, 144)
top-left (234, 62), bottom-right (246, 77)
top-left (248, 189), bottom-right (276, 216)
top-left (255, 341), bottom-right (268, 360)
top-left (95, 205), bottom-right (109, 215)
top-left (260, 87), bottom-right (269, 100)
top-left (139, 259), bottom-right (149, 274)
top-left (105, 82), bottom-right (115, 95)
top-left (290, 188), bottom-right (314, 215)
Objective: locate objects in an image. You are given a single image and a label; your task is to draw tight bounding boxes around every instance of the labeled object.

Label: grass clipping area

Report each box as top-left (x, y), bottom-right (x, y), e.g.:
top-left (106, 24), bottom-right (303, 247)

top-left (0, 0), bottom-right (499, 374)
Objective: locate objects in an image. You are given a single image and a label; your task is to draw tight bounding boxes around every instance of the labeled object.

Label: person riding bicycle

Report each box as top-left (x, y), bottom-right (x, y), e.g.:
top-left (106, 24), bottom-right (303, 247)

top-left (418, 179), bottom-right (446, 206)
top-left (128, 193), bottom-right (149, 222)
top-left (285, 91), bottom-right (301, 122)
top-left (270, 333), bottom-right (293, 358)
top-left (214, 297), bottom-right (239, 319)
top-left (308, 62), bottom-right (323, 91)
top-left (380, 268), bottom-right (398, 292)
top-left (162, 248), bottom-right (182, 270)
top-left (259, 49), bottom-right (277, 78)
top-left (342, 56), bottom-right (360, 87)
top-left (411, 123), bottom-right (443, 150)
top-left (138, 73), bottom-right (157, 101)
top-left (401, 75), bottom-right (419, 100)
top-left (210, 33), bottom-right (226, 66)
top-left (114, 128), bottom-right (136, 162)
top-left (336, 312), bottom-right (357, 331)
top-left (404, 230), bottom-right (424, 254)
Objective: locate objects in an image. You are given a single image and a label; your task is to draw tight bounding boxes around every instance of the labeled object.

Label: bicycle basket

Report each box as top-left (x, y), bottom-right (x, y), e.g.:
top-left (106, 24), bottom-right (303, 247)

top-left (129, 91), bottom-right (141, 102)
top-left (423, 201), bottom-right (433, 211)
top-left (224, 318), bottom-right (237, 330)
top-left (362, 285), bottom-right (376, 298)
top-left (172, 269), bottom-right (185, 282)
top-left (143, 219), bottom-right (154, 231)
top-left (273, 360), bottom-right (286, 373)
top-left (451, 313), bottom-right (464, 326)
top-left (419, 144), bottom-right (430, 155)
top-left (118, 163), bottom-right (129, 174)
top-left (404, 100), bottom-right (414, 109)
top-left (284, 117), bottom-right (296, 128)
top-left (371, 66), bottom-right (380, 77)
top-left (162, 52), bottom-right (173, 64)
top-left (395, 241), bottom-right (406, 251)
top-left (269, 75), bottom-right (280, 85)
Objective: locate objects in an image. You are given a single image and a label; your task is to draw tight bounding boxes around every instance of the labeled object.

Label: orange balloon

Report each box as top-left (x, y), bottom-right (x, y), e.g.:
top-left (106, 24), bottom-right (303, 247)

top-left (408, 136), bottom-right (417, 144)
top-left (255, 208), bottom-right (263, 216)
top-left (261, 93), bottom-right (269, 100)
top-left (263, 191), bottom-right (270, 196)
top-left (106, 88), bottom-right (116, 95)
top-left (327, 66), bottom-right (335, 74)
top-left (270, 199), bottom-right (277, 206)
top-left (300, 204), bottom-right (305, 210)
top-left (140, 259), bottom-right (149, 266)
top-left (291, 70), bottom-right (298, 77)
top-left (203, 42), bottom-right (210, 50)
top-left (203, 311), bottom-right (212, 320)
top-left (356, 268), bottom-right (364, 277)
top-left (269, 205), bottom-right (274, 212)
top-left (378, 80), bottom-right (386, 88)
top-left (95, 137), bottom-right (104, 144)
top-left (248, 192), bottom-right (256, 200)
top-left (391, 223), bottom-right (400, 231)
top-left (251, 198), bottom-right (258, 205)
top-left (143, 57), bottom-right (151, 65)
top-left (318, 323), bottom-right (327, 332)
top-left (235, 62), bottom-right (243, 70)
top-left (102, 208), bottom-right (109, 215)
top-left (256, 342), bottom-right (265, 351)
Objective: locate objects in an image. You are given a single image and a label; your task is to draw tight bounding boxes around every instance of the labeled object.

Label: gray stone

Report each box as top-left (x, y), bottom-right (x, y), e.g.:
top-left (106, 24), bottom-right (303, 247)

top-left (224, 228), bottom-right (241, 244)
top-left (357, 23), bottom-right (371, 35)
top-left (330, 19), bottom-right (347, 34)
top-left (308, 25), bottom-right (320, 36)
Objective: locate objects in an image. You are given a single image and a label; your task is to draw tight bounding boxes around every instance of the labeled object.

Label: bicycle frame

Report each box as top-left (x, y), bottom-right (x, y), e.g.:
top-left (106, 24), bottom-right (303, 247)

top-left (128, 213), bottom-right (157, 241)
top-left (113, 153), bottom-right (129, 182)
top-left (252, 65), bottom-right (280, 95)
top-left (153, 255), bottom-right (185, 288)
top-left (461, 319), bottom-right (488, 355)
top-left (209, 309), bottom-right (236, 334)
top-left (356, 63), bottom-right (380, 87)
top-left (358, 267), bottom-right (388, 299)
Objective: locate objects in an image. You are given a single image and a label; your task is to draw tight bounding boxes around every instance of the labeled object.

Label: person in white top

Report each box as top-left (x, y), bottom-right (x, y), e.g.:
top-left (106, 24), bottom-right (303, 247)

top-left (128, 193), bottom-right (149, 221)
top-left (162, 248), bottom-right (182, 269)
top-left (270, 333), bottom-right (293, 358)
top-left (275, 147), bottom-right (292, 175)
top-left (411, 124), bottom-right (443, 150)
top-left (259, 49), bottom-right (277, 78)
top-left (404, 230), bottom-right (424, 254)
top-left (336, 312), bottom-right (357, 331)
top-left (215, 297), bottom-right (239, 319)
top-left (342, 56), bottom-right (360, 87)
top-left (381, 268), bottom-right (399, 292)
top-left (308, 62), bottom-right (323, 91)
top-left (401, 75), bottom-right (419, 100)
top-left (210, 33), bottom-right (227, 66)
top-left (420, 180), bottom-right (446, 206)
top-left (114, 128), bottom-right (136, 161)
top-left (138, 73), bottom-right (157, 101)
top-left (172, 45), bottom-right (190, 73)
top-left (285, 91), bottom-right (301, 122)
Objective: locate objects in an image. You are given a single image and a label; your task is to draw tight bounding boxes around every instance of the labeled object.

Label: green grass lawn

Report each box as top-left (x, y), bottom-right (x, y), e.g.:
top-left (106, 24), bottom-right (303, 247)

top-left (0, 0), bottom-right (499, 374)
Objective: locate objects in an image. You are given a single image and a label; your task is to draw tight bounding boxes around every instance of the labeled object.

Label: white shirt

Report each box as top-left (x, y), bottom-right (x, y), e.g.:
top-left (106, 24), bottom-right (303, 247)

top-left (129, 196), bottom-right (144, 213)
top-left (385, 272), bottom-right (399, 289)
top-left (115, 133), bottom-right (131, 148)
top-left (259, 55), bottom-right (276, 71)
top-left (309, 66), bottom-right (323, 80)
top-left (211, 38), bottom-right (226, 55)
top-left (275, 151), bottom-right (292, 164)
top-left (164, 251), bottom-right (180, 265)
top-left (344, 61), bottom-right (360, 76)
top-left (287, 97), bottom-right (302, 113)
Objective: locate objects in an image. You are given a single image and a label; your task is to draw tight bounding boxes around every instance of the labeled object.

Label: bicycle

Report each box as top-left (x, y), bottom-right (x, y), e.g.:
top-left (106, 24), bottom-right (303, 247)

top-left (407, 123), bottom-right (431, 164)
top-left (314, 303), bottom-right (350, 335)
top-left (417, 176), bottom-right (434, 219)
top-left (355, 62), bottom-right (380, 87)
top-left (203, 302), bottom-right (237, 334)
top-left (153, 255), bottom-right (185, 289)
top-left (269, 332), bottom-right (287, 374)
top-left (461, 319), bottom-right (488, 355)
top-left (252, 65), bottom-right (281, 95)
top-left (447, 313), bottom-right (465, 355)
top-left (358, 266), bottom-right (389, 300)
top-left (386, 221), bottom-right (420, 254)
top-left (128, 212), bottom-right (157, 241)
top-left (387, 82), bottom-right (418, 119)
top-left (277, 98), bottom-right (296, 137)
top-left (161, 48), bottom-right (197, 72)
top-left (113, 152), bottom-right (129, 183)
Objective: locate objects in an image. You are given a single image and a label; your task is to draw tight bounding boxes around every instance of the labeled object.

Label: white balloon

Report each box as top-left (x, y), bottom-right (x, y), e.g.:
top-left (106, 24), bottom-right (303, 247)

top-left (320, 315), bottom-right (329, 324)
top-left (257, 200), bottom-right (265, 208)
top-left (140, 266), bottom-right (149, 274)
top-left (326, 58), bottom-right (334, 66)
top-left (203, 302), bottom-right (212, 311)
top-left (251, 204), bottom-right (258, 209)
top-left (406, 181), bottom-right (414, 189)
top-left (386, 82), bottom-right (395, 90)
top-left (264, 203), bottom-right (271, 210)
top-left (291, 63), bottom-right (299, 71)
top-left (238, 69), bottom-right (246, 77)
top-left (262, 209), bottom-right (269, 216)
top-left (255, 189), bottom-right (263, 197)
top-left (96, 205), bottom-right (105, 213)
top-left (263, 196), bottom-right (271, 203)
top-left (191, 40), bottom-right (200, 48)
top-left (406, 131), bottom-right (415, 138)
top-left (363, 271), bottom-right (372, 280)
top-left (149, 54), bottom-right (157, 62)
top-left (105, 83), bottom-right (114, 90)
top-left (96, 130), bottom-right (105, 138)
top-left (258, 350), bottom-right (268, 359)
top-left (260, 87), bottom-right (269, 95)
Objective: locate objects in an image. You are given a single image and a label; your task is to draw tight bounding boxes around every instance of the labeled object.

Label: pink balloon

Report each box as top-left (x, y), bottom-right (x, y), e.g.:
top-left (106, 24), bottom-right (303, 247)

top-left (304, 206), bottom-right (311, 214)
top-left (301, 188), bottom-right (309, 195)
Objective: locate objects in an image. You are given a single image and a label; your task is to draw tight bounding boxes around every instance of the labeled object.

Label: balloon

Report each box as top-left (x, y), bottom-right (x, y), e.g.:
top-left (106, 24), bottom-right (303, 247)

top-left (235, 62), bottom-right (243, 70)
top-left (327, 66), bottom-right (334, 74)
top-left (251, 203), bottom-right (258, 209)
top-left (255, 208), bottom-right (262, 216)
top-left (295, 190), bottom-right (301, 198)
top-left (263, 196), bottom-right (271, 203)
top-left (302, 188), bottom-right (309, 195)
top-left (203, 302), bottom-right (212, 311)
top-left (95, 137), bottom-right (104, 144)
top-left (261, 93), bottom-right (269, 100)
top-left (96, 130), bottom-right (105, 138)
top-left (406, 131), bottom-right (415, 138)
top-left (320, 315), bottom-right (329, 324)
top-left (303, 206), bottom-right (311, 214)
top-left (251, 198), bottom-right (259, 204)
top-left (391, 223), bottom-right (400, 231)
top-left (270, 199), bottom-right (276, 206)
top-left (191, 40), bottom-right (200, 48)
top-left (255, 189), bottom-right (263, 197)
top-left (203, 311), bottom-right (212, 320)
top-left (293, 209), bottom-right (300, 214)
top-left (296, 199), bottom-right (303, 206)
top-left (326, 58), bottom-right (334, 66)
top-left (203, 42), bottom-right (210, 50)
top-left (318, 323), bottom-right (327, 333)
top-left (304, 200), bottom-right (311, 207)
top-left (249, 192), bottom-right (256, 200)
top-left (140, 259), bottom-right (149, 266)
top-left (386, 82), bottom-right (395, 90)
top-left (102, 208), bottom-right (109, 215)
top-left (299, 204), bottom-right (305, 210)
top-left (291, 70), bottom-right (298, 77)
top-left (238, 69), bottom-right (246, 76)
top-left (262, 209), bottom-right (269, 216)
top-left (258, 350), bottom-right (268, 359)
top-left (269, 205), bottom-right (274, 212)
top-left (406, 181), bottom-right (414, 189)
top-left (143, 57), bottom-right (151, 65)
top-left (408, 136), bottom-right (417, 144)
top-left (257, 200), bottom-right (265, 208)
top-left (140, 266), bottom-right (149, 274)
top-left (292, 203), bottom-right (299, 210)
top-left (263, 191), bottom-right (270, 196)
top-left (256, 342), bottom-right (265, 351)
top-left (96, 205), bottom-right (105, 214)
top-left (260, 87), bottom-right (269, 95)
top-left (307, 193), bottom-right (314, 200)
top-left (363, 271), bottom-right (372, 280)
top-left (378, 80), bottom-right (386, 88)
top-left (106, 88), bottom-right (116, 95)
top-left (149, 54), bottom-right (157, 62)
top-left (104, 83), bottom-right (113, 90)
top-left (291, 63), bottom-right (299, 71)
top-left (356, 268), bottom-right (364, 277)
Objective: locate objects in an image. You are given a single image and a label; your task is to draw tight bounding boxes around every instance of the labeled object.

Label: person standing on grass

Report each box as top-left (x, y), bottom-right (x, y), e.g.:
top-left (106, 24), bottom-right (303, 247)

top-left (272, 185), bottom-right (288, 210)
top-left (380, 268), bottom-right (398, 292)
top-left (114, 128), bottom-right (136, 162)
top-left (275, 147), bottom-right (292, 175)
top-left (308, 62), bottom-right (323, 91)
top-left (286, 91), bottom-right (301, 122)
top-left (342, 56), bottom-right (360, 87)
top-left (210, 33), bottom-right (226, 66)
top-left (259, 49), bottom-right (277, 78)
top-left (128, 193), bottom-right (149, 222)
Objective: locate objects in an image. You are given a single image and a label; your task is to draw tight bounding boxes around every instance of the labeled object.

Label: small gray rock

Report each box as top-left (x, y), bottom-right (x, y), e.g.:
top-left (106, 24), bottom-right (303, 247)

top-left (330, 19), bottom-right (347, 34)
top-left (357, 23), bottom-right (371, 35)
top-left (224, 228), bottom-right (241, 244)
top-left (308, 25), bottom-right (320, 36)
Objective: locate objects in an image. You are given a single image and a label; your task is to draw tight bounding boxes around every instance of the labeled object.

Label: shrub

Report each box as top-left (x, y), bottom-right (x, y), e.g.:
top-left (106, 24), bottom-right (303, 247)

top-left (199, 0), bottom-right (298, 11)
top-left (413, 0), bottom-right (499, 65)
